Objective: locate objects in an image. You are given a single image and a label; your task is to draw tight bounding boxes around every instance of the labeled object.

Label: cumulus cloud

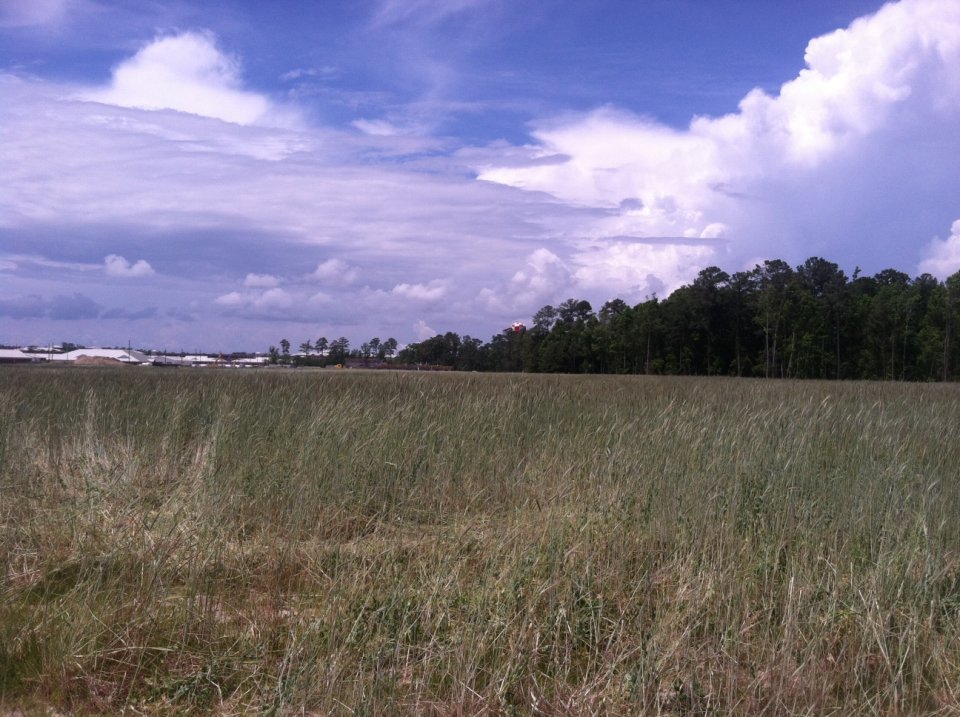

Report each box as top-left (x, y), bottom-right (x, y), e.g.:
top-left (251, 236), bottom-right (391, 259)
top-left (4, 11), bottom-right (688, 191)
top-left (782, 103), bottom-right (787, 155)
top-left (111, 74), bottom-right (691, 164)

top-left (918, 220), bottom-right (960, 279)
top-left (213, 291), bottom-right (244, 308)
top-left (478, 239), bottom-right (716, 315)
top-left (82, 32), bottom-right (283, 126)
top-left (571, 240), bottom-right (718, 300)
top-left (4, 0), bottom-right (960, 351)
top-left (478, 0), bottom-right (960, 269)
top-left (104, 254), bottom-right (154, 278)
top-left (479, 248), bottom-right (572, 314)
top-left (244, 273), bottom-right (280, 288)
top-left (512, 248), bottom-right (569, 297)
top-left (392, 279), bottom-right (447, 301)
top-left (699, 223), bottom-right (728, 240)
top-left (413, 318), bottom-right (436, 339)
top-left (215, 287), bottom-right (297, 317)
top-left (309, 259), bottom-right (360, 285)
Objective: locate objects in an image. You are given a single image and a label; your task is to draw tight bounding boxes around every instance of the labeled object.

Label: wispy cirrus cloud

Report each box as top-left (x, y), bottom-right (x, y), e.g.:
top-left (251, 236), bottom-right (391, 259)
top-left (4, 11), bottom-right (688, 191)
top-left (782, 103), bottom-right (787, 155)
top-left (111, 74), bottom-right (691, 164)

top-left (370, 0), bottom-right (495, 30)
top-left (0, 0), bottom-right (70, 29)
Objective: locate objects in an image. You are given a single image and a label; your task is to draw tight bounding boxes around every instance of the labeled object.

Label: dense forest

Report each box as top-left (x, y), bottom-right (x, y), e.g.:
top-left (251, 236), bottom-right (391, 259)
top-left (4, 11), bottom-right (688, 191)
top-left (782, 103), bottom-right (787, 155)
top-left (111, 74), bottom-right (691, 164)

top-left (398, 258), bottom-right (960, 381)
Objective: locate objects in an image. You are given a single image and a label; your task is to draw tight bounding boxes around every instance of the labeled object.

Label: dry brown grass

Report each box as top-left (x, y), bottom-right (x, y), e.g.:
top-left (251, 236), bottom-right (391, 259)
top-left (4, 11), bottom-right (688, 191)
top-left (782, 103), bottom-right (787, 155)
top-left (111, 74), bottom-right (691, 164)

top-left (1, 367), bottom-right (959, 714)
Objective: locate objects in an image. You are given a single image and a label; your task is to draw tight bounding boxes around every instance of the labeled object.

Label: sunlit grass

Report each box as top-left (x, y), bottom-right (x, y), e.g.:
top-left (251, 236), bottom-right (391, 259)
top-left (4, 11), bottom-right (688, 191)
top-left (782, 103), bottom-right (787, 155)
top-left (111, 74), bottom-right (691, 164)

top-left (1, 367), bottom-right (959, 714)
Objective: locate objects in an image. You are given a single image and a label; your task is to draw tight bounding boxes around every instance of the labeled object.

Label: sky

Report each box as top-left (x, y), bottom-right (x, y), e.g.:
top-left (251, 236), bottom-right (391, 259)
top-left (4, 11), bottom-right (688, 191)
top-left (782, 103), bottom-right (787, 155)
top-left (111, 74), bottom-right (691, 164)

top-left (2, 0), bottom-right (959, 352)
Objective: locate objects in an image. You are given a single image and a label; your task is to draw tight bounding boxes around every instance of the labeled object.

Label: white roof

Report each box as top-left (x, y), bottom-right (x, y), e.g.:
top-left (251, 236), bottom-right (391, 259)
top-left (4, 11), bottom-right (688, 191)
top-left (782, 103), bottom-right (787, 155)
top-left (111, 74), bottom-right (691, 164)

top-left (181, 354), bottom-right (220, 363)
top-left (0, 348), bottom-right (33, 359)
top-left (51, 348), bottom-right (150, 363)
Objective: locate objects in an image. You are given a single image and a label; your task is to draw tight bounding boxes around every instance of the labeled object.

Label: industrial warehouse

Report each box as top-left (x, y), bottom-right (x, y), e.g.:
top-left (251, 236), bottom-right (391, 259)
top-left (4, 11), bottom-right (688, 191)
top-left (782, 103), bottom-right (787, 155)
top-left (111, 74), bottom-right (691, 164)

top-left (0, 348), bottom-right (270, 367)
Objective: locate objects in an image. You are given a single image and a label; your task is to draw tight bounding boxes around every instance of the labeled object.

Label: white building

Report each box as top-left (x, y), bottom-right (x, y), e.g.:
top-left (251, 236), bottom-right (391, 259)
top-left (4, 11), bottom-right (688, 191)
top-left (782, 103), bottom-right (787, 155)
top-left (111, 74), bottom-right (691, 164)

top-left (0, 348), bottom-right (42, 363)
top-left (49, 348), bottom-right (150, 364)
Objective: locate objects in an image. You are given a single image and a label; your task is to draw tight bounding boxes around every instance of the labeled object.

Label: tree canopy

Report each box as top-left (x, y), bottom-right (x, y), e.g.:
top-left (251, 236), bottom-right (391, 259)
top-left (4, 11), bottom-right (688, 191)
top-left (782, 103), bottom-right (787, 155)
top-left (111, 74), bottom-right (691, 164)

top-left (398, 258), bottom-right (960, 381)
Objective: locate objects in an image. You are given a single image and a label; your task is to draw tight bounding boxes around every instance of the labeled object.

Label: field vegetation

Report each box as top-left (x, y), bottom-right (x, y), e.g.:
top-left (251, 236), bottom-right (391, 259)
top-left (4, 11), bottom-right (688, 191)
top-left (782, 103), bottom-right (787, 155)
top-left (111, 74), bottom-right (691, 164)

top-left (1, 367), bottom-right (959, 715)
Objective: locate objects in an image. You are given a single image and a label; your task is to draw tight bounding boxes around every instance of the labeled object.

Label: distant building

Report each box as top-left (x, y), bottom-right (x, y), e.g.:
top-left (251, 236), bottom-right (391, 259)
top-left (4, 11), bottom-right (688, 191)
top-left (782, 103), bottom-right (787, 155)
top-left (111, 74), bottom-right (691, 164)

top-left (49, 348), bottom-right (150, 364)
top-left (234, 356), bottom-right (271, 366)
top-left (180, 354), bottom-right (223, 367)
top-left (0, 348), bottom-right (43, 364)
top-left (1, 346), bottom-right (268, 368)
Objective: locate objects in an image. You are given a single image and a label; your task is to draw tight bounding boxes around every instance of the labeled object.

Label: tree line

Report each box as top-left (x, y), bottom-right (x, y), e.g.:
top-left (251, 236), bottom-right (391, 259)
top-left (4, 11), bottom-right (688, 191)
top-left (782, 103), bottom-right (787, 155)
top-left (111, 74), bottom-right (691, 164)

top-left (269, 336), bottom-right (398, 366)
top-left (399, 257), bottom-right (960, 381)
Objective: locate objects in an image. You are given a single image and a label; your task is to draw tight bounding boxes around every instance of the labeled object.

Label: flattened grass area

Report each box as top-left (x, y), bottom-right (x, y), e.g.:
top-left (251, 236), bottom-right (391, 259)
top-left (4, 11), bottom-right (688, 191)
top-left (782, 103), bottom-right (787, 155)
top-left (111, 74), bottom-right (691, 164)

top-left (1, 367), bottom-right (959, 715)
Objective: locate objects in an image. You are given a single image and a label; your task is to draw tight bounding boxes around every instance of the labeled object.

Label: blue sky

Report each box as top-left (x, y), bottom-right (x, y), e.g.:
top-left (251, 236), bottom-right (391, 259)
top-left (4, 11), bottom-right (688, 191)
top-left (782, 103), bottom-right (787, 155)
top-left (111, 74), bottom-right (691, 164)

top-left (2, 0), bottom-right (959, 351)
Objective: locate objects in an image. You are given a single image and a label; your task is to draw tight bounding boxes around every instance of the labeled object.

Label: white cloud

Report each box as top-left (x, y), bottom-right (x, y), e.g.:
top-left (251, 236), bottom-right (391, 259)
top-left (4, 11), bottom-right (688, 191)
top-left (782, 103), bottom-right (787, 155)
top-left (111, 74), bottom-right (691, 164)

top-left (257, 288), bottom-right (294, 309)
top-left (479, 239), bottom-right (718, 314)
top-left (82, 32), bottom-right (283, 127)
top-left (244, 273), bottom-right (280, 288)
top-left (699, 223), bottom-right (728, 240)
top-left (309, 259), bottom-right (360, 285)
top-left (104, 254), bottom-right (154, 278)
top-left (918, 220), bottom-right (960, 279)
top-left (571, 240), bottom-right (718, 300)
top-left (4, 1), bottom-right (960, 351)
top-left (214, 291), bottom-right (244, 308)
top-left (511, 248), bottom-right (568, 297)
top-left (214, 287), bottom-right (295, 313)
top-left (478, 0), bottom-right (960, 268)
top-left (280, 66), bottom-right (338, 82)
top-left (479, 248), bottom-right (572, 314)
top-left (478, 109), bottom-right (720, 230)
top-left (392, 279), bottom-right (447, 301)
top-left (413, 318), bottom-right (436, 339)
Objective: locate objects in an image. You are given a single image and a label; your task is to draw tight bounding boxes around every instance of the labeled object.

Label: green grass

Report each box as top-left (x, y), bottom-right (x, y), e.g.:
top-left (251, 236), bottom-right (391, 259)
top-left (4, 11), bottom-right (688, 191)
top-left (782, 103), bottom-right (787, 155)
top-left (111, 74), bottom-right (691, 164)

top-left (1, 367), bottom-right (959, 714)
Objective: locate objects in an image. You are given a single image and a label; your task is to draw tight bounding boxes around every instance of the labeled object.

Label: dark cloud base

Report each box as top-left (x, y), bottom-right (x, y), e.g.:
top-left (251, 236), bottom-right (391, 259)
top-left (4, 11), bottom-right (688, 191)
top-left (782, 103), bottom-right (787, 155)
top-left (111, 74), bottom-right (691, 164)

top-left (0, 292), bottom-right (100, 320)
top-left (0, 223), bottom-right (332, 281)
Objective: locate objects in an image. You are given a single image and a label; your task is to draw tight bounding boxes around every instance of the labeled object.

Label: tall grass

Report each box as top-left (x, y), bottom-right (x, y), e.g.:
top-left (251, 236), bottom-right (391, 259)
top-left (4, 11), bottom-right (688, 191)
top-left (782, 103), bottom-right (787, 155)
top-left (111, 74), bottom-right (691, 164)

top-left (1, 367), bottom-right (958, 714)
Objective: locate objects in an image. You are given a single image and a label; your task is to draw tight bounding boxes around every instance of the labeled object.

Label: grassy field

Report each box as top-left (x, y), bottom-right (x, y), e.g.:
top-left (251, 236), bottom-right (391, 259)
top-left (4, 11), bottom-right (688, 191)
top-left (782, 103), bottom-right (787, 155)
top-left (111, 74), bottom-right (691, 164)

top-left (1, 367), bottom-right (959, 715)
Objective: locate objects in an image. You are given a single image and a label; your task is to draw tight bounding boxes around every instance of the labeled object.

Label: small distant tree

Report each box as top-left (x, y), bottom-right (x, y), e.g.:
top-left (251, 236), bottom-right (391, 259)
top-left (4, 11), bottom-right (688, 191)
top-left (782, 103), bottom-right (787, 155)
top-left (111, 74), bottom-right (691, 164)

top-left (329, 337), bottom-right (350, 363)
top-left (279, 339), bottom-right (291, 364)
top-left (316, 337), bottom-right (328, 357)
top-left (380, 337), bottom-right (398, 360)
top-left (299, 340), bottom-right (313, 355)
top-left (268, 345), bottom-right (280, 364)
top-left (532, 304), bottom-right (558, 333)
